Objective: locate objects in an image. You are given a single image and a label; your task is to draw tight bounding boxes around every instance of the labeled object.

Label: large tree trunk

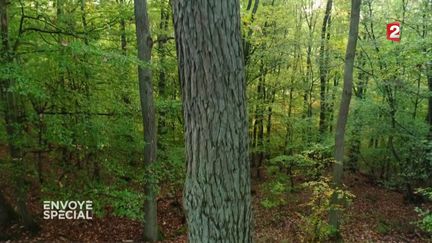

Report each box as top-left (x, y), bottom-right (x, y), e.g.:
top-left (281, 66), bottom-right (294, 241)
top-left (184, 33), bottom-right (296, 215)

top-left (329, 0), bottom-right (361, 232)
top-left (133, 0), bottom-right (158, 241)
top-left (172, 0), bottom-right (252, 241)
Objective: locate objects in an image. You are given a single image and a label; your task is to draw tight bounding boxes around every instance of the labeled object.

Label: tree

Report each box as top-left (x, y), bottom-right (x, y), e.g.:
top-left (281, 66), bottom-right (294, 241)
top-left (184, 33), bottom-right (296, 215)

top-left (172, 0), bottom-right (252, 241)
top-left (329, 0), bottom-right (361, 232)
top-left (156, 0), bottom-right (171, 138)
top-left (133, 0), bottom-right (158, 241)
top-left (424, 0), bottom-right (432, 140)
top-left (318, 0), bottom-right (333, 137)
top-left (0, 0), bottom-right (39, 233)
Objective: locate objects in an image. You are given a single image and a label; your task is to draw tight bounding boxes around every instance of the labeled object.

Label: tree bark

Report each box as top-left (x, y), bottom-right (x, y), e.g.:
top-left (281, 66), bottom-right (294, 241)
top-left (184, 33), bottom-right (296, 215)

top-left (329, 0), bottom-right (361, 232)
top-left (172, 0), bottom-right (252, 241)
top-left (133, 0), bottom-right (158, 241)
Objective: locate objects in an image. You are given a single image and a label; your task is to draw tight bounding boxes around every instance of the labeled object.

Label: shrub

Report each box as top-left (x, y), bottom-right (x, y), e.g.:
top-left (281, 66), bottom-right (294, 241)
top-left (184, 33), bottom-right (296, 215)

top-left (415, 188), bottom-right (432, 235)
top-left (301, 177), bottom-right (355, 241)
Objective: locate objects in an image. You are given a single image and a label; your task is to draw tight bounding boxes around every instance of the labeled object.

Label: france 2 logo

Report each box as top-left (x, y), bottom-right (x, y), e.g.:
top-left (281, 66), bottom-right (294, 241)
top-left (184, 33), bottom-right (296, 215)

top-left (387, 22), bottom-right (401, 42)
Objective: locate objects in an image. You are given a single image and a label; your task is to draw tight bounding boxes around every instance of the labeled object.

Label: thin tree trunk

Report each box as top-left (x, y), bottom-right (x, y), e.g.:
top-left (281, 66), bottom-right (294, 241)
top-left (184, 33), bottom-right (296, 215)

top-left (412, 72), bottom-right (421, 119)
top-left (427, 60), bottom-right (432, 141)
top-left (266, 89), bottom-right (276, 146)
top-left (327, 74), bottom-right (339, 133)
top-left (243, 0), bottom-right (259, 66)
top-left (157, 0), bottom-right (170, 137)
top-left (133, 0), bottom-right (158, 241)
top-left (329, 0), bottom-right (361, 233)
top-left (284, 85), bottom-right (294, 155)
top-left (347, 51), bottom-right (368, 172)
top-left (80, 0), bottom-right (89, 45)
top-left (79, 0), bottom-right (99, 181)
top-left (120, 0), bottom-right (127, 54)
top-left (319, 0), bottom-right (333, 137)
top-left (425, 1), bottom-right (432, 138)
top-left (172, 0), bottom-right (252, 241)
top-left (256, 63), bottom-right (265, 178)
top-left (303, 4), bottom-right (317, 144)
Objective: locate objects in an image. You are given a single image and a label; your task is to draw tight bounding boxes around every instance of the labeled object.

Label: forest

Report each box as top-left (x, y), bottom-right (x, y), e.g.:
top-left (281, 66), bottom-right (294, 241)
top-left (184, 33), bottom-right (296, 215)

top-left (0, 0), bottom-right (431, 242)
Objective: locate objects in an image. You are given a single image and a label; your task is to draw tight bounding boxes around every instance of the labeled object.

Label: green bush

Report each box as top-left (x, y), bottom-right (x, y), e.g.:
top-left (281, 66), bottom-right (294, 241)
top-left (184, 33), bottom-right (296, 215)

top-left (415, 188), bottom-right (432, 235)
top-left (260, 180), bottom-right (289, 209)
top-left (302, 177), bottom-right (355, 241)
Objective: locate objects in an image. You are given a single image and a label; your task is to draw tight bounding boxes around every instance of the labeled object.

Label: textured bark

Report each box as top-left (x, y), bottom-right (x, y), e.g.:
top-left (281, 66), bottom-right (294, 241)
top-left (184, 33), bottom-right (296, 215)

top-left (172, 0), bottom-right (252, 241)
top-left (133, 0), bottom-right (158, 241)
top-left (330, 0), bottom-right (361, 231)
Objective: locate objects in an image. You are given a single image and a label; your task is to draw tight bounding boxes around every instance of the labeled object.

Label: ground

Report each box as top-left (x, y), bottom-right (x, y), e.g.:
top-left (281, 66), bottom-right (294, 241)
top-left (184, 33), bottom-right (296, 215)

top-left (2, 173), bottom-right (431, 242)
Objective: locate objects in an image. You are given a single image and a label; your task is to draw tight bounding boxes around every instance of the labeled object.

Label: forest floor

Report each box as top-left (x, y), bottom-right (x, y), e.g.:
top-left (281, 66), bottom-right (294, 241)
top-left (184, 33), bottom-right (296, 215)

top-left (2, 173), bottom-right (432, 242)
